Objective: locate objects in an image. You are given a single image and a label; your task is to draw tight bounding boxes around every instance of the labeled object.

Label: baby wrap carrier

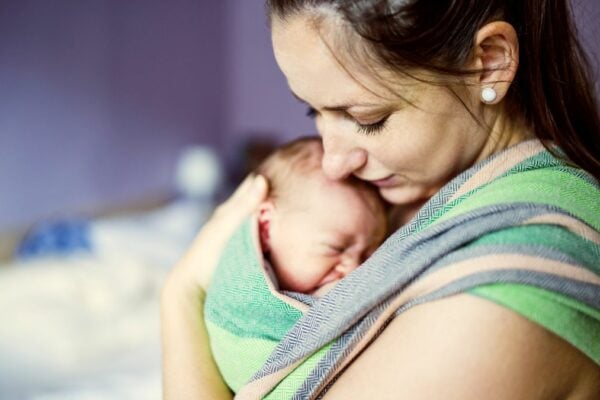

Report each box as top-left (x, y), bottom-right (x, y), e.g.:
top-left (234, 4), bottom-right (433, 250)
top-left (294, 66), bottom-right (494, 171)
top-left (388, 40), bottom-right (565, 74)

top-left (204, 140), bottom-right (600, 399)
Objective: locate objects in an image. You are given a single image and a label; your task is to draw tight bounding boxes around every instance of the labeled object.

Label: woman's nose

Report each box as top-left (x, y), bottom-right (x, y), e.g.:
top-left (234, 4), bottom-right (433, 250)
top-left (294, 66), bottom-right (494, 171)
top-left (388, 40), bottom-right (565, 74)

top-left (321, 133), bottom-right (367, 180)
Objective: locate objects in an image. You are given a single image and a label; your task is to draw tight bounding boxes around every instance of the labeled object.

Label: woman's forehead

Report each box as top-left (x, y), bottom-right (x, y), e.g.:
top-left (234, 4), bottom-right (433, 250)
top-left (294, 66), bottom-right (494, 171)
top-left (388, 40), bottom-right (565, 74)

top-left (272, 16), bottom-right (357, 100)
top-left (272, 14), bottom-right (423, 107)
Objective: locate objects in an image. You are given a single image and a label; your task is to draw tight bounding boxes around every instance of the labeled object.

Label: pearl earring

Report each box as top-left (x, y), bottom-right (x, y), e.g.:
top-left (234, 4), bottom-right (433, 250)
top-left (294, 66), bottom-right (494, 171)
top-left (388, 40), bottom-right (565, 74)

top-left (481, 87), bottom-right (497, 103)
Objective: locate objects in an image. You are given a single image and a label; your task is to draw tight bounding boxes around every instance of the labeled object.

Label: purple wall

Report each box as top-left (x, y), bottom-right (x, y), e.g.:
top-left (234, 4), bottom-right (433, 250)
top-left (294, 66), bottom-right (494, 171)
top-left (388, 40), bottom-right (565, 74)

top-left (0, 0), bottom-right (227, 230)
top-left (572, 0), bottom-right (600, 94)
top-left (0, 0), bottom-right (598, 231)
top-left (223, 0), bottom-right (315, 146)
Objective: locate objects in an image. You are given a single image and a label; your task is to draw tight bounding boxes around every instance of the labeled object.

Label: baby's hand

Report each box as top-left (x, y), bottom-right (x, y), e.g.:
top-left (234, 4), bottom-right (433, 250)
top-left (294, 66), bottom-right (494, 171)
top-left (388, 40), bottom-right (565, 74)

top-left (166, 174), bottom-right (269, 294)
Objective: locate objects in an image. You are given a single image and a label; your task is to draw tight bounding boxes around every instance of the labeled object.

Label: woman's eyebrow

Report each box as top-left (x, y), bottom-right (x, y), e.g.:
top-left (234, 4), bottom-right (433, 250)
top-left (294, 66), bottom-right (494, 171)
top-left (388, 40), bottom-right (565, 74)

top-left (291, 91), bottom-right (380, 112)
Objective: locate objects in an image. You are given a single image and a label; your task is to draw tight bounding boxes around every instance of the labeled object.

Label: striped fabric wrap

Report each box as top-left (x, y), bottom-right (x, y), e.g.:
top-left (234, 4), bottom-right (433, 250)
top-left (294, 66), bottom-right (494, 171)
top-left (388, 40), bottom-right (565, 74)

top-left (204, 140), bottom-right (600, 399)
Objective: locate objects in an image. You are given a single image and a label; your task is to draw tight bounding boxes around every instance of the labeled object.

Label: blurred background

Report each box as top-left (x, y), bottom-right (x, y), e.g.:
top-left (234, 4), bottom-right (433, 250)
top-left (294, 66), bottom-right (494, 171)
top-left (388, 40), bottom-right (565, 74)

top-left (0, 0), bottom-right (316, 241)
top-left (0, 0), bottom-right (598, 398)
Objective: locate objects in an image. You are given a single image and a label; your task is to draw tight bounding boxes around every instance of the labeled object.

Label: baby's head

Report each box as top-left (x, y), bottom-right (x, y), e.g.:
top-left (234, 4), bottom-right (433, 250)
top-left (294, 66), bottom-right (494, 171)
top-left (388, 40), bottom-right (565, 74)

top-left (256, 137), bottom-right (387, 295)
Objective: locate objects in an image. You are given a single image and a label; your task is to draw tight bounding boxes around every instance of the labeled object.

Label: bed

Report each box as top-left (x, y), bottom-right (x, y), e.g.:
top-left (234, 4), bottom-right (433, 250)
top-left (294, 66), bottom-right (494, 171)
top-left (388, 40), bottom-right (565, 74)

top-left (0, 199), bottom-right (214, 399)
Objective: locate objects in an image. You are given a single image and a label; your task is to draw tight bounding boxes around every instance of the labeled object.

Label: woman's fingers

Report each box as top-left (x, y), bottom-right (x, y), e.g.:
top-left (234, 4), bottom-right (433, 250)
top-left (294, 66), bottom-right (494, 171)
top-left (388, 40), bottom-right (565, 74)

top-left (226, 174), bottom-right (268, 211)
top-left (214, 174), bottom-right (269, 224)
top-left (170, 174), bottom-right (269, 291)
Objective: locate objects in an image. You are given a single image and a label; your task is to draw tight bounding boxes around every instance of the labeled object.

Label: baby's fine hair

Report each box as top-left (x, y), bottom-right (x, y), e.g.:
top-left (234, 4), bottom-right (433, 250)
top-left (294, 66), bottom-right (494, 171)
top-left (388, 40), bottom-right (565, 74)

top-left (256, 136), bottom-right (323, 202)
top-left (255, 136), bottom-right (384, 211)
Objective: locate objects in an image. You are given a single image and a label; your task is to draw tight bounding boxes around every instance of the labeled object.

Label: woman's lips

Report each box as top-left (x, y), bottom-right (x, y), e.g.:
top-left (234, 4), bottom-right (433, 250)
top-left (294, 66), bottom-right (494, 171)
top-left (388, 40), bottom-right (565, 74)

top-left (368, 175), bottom-right (397, 188)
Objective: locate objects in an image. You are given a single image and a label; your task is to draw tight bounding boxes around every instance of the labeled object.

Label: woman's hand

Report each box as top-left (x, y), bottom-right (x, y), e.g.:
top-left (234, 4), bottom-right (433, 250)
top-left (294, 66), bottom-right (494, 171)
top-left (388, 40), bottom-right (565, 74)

top-left (165, 174), bottom-right (269, 294)
top-left (161, 174), bottom-right (268, 400)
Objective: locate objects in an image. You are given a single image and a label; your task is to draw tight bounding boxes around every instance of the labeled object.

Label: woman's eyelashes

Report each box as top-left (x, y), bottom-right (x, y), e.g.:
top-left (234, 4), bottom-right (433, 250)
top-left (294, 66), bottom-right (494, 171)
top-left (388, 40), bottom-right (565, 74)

top-left (355, 117), bottom-right (389, 135)
top-left (305, 106), bottom-right (389, 135)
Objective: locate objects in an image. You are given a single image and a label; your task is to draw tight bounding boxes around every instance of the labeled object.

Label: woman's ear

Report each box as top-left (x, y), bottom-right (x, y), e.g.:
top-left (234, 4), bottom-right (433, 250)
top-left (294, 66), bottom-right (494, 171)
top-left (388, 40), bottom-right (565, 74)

top-left (472, 21), bottom-right (519, 105)
top-left (257, 201), bottom-right (275, 253)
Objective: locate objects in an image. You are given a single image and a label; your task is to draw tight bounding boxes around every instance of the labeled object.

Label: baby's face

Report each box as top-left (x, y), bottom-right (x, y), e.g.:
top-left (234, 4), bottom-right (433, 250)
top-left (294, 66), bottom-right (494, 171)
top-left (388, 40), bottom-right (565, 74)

top-left (265, 177), bottom-right (386, 295)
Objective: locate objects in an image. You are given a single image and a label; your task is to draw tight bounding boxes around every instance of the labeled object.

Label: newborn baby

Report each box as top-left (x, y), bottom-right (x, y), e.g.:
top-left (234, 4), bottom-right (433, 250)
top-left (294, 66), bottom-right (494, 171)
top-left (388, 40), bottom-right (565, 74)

top-left (204, 136), bottom-right (387, 393)
top-left (255, 136), bottom-right (387, 296)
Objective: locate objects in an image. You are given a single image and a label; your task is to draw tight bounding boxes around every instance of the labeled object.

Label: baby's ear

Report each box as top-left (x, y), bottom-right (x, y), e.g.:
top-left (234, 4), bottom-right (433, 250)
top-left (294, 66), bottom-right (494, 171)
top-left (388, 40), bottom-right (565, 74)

top-left (257, 201), bottom-right (274, 253)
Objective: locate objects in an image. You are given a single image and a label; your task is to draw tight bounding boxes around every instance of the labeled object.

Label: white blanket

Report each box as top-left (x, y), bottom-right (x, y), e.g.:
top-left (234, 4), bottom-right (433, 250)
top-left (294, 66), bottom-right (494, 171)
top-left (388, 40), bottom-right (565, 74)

top-left (0, 255), bottom-right (166, 399)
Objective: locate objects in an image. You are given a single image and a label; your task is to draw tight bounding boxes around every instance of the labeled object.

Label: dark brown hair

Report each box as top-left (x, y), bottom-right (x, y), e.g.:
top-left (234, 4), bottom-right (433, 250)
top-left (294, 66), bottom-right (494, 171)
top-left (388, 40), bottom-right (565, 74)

top-left (267, 0), bottom-right (600, 180)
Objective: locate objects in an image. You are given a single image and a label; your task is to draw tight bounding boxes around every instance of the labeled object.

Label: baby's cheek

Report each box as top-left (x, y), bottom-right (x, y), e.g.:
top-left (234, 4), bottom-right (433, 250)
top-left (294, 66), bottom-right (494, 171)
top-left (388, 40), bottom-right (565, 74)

top-left (276, 265), bottom-right (321, 293)
top-left (293, 260), bottom-right (333, 293)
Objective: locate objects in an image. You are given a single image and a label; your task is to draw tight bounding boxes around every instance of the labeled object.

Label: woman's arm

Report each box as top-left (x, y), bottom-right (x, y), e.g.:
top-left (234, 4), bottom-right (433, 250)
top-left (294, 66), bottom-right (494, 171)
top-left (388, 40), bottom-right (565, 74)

top-left (161, 175), bottom-right (268, 400)
top-left (161, 277), bottom-right (232, 400)
top-left (323, 293), bottom-right (600, 400)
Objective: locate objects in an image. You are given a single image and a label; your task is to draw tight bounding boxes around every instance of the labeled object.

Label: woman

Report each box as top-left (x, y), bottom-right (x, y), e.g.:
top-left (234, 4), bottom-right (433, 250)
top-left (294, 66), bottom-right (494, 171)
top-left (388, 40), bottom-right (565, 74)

top-left (162, 1), bottom-right (600, 398)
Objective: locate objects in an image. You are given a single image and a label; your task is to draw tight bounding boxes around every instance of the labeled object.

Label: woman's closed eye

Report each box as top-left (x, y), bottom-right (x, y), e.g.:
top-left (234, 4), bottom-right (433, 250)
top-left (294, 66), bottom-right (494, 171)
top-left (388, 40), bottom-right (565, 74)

top-left (355, 117), bottom-right (389, 135)
top-left (306, 106), bottom-right (389, 135)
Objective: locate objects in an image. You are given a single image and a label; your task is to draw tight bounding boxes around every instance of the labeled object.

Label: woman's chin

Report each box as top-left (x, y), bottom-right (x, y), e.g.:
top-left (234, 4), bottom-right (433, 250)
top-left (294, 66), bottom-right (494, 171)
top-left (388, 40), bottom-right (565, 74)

top-left (379, 185), bottom-right (425, 205)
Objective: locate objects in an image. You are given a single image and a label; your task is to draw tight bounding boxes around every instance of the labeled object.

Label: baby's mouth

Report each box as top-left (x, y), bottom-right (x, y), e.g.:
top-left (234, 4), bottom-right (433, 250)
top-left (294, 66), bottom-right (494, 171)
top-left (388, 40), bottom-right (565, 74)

top-left (317, 270), bottom-right (344, 287)
top-left (310, 280), bottom-right (339, 297)
top-left (310, 270), bottom-right (345, 296)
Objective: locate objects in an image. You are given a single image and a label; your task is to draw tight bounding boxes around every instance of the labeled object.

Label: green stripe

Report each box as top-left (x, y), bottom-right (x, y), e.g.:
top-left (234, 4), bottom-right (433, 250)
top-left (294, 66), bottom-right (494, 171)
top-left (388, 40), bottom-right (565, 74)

top-left (205, 218), bottom-right (303, 339)
top-left (467, 225), bottom-right (600, 273)
top-left (206, 320), bottom-right (278, 392)
top-left (471, 284), bottom-right (600, 365)
top-left (424, 151), bottom-right (563, 231)
top-left (264, 343), bottom-right (333, 399)
top-left (434, 168), bottom-right (600, 228)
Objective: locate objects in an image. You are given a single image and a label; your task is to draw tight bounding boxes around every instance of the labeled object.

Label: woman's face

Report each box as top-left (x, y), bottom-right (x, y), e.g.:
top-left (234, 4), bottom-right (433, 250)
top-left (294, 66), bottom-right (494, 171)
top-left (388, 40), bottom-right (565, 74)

top-left (271, 14), bottom-right (496, 206)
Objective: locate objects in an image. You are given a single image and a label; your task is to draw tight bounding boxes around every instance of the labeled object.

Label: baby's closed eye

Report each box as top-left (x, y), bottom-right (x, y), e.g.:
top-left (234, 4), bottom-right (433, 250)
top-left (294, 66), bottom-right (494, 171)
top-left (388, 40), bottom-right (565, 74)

top-left (318, 241), bottom-right (347, 256)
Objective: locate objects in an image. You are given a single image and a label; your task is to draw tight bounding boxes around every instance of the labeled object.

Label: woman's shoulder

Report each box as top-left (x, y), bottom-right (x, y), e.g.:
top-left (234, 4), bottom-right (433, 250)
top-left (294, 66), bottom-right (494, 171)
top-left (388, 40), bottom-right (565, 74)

top-left (335, 145), bottom-right (600, 398)
top-left (324, 293), bottom-right (600, 400)
top-left (430, 146), bottom-right (600, 367)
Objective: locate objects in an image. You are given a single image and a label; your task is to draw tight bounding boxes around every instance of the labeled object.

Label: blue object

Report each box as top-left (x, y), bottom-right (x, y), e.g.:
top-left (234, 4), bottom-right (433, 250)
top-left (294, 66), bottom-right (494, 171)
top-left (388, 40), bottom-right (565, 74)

top-left (17, 219), bottom-right (92, 259)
